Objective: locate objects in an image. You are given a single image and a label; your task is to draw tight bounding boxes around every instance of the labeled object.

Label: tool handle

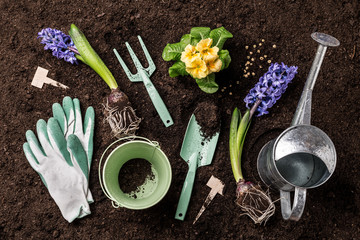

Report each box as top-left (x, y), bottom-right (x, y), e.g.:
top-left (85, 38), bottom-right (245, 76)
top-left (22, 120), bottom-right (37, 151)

top-left (175, 153), bottom-right (198, 220)
top-left (140, 70), bottom-right (173, 127)
top-left (280, 187), bottom-right (307, 221)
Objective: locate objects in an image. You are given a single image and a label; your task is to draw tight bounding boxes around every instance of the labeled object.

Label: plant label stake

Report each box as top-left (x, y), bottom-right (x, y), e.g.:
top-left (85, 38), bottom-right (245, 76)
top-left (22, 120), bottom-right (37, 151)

top-left (193, 175), bottom-right (224, 224)
top-left (257, 32), bottom-right (339, 221)
top-left (31, 66), bottom-right (69, 89)
top-left (175, 114), bottom-right (220, 221)
top-left (113, 36), bottom-right (173, 127)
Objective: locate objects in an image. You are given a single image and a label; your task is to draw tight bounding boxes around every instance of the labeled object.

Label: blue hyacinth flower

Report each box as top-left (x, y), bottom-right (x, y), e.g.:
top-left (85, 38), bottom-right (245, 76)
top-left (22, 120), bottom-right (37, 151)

top-left (38, 28), bottom-right (78, 64)
top-left (244, 62), bottom-right (298, 117)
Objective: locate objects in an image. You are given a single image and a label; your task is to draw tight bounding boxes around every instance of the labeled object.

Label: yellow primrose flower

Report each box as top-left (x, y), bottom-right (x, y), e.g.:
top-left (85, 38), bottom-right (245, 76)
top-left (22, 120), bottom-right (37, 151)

top-left (185, 57), bottom-right (208, 79)
top-left (206, 58), bottom-right (222, 73)
top-left (196, 38), bottom-right (219, 61)
top-left (181, 44), bottom-right (199, 64)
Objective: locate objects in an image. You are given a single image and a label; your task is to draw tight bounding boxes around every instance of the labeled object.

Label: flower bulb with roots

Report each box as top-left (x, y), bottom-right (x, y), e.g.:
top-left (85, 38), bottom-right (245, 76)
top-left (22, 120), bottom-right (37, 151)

top-left (235, 180), bottom-right (275, 225)
top-left (103, 88), bottom-right (141, 138)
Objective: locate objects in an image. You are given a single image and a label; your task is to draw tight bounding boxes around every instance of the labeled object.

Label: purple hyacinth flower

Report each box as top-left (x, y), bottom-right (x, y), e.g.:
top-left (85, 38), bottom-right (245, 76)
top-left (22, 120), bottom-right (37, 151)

top-left (38, 28), bottom-right (78, 64)
top-left (244, 62), bottom-right (298, 117)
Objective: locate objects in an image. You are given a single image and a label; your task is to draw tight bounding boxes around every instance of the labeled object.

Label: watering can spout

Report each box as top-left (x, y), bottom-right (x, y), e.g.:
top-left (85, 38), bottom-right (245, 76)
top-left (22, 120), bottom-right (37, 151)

top-left (291, 32), bottom-right (340, 126)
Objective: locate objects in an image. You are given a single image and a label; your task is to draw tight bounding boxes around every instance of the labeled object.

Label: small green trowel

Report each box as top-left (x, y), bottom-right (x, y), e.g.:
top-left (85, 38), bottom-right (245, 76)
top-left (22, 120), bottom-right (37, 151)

top-left (175, 114), bottom-right (220, 221)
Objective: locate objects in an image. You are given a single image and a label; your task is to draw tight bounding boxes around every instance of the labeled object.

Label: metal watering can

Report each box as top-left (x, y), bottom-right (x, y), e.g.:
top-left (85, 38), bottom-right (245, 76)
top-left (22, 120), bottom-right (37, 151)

top-left (257, 32), bottom-right (340, 221)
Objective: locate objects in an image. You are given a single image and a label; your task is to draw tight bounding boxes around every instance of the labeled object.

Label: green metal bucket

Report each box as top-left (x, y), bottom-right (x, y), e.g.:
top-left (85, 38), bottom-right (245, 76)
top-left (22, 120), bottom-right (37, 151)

top-left (99, 137), bottom-right (172, 210)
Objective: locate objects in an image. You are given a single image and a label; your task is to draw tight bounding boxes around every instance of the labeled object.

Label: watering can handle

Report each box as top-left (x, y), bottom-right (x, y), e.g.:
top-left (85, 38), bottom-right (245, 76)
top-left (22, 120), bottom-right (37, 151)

top-left (140, 70), bottom-right (174, 127)
top-left (280, 187), bottom-right (306, 221)
top-left (175, 153), bottom-right (198, 221)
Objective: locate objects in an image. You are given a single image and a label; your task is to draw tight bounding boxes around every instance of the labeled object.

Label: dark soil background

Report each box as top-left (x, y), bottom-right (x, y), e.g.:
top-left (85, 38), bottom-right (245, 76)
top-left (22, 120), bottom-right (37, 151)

top-left (1, 0), bottom-right (360, 239)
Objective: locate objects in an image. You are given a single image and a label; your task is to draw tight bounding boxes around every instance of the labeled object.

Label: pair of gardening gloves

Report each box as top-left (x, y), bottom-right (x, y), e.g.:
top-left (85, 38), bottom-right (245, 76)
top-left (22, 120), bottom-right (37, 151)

top-left (23, 97), bottom-right (95, 223)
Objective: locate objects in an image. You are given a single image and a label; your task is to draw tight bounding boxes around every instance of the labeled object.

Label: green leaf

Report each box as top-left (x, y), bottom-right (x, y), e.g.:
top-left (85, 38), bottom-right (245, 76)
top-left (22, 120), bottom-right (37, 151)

top-left (218, 49), bottom-right (231, 70)
top-left (190, 27), bottom-right (211, 40)
top-left (162, 42), bottom-right (185, 61)
top-left (230, 108), bottom-right (243, 181)
top-left (180, 33), bottom-right (200, 46)
top-left (180, 34), bottom-right (192, 45)
top-left (209, 27), bottom-right (233, 50)
top-left (169, 61), bottom-right (188, 77)
top-left (191, 38), bottom-right (200, 46)
top-left (69, 24), bottom-right (118, 89)
top-left (195, 73), bottom-right (218, 93)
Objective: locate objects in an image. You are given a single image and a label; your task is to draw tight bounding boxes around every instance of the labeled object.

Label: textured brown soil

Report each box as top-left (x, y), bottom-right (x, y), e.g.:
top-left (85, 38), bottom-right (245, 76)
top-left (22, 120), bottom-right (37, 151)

top-left (194, 100), bottom-right (220, 139)
top-left (119, 158), bottom-right (153, 194)
top-left (1, 0), bottom-right (360, 239)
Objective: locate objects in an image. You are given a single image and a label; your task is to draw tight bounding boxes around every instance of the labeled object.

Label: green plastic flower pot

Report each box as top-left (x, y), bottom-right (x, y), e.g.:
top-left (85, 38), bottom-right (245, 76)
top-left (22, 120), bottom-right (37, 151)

top-left (101, 139), bottom-right (172, 210)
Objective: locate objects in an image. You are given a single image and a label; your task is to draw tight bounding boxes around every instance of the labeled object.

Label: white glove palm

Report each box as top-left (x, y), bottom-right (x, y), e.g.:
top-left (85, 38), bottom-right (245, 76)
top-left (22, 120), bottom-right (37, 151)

top-left (23, 118), bottom-right (91, 223)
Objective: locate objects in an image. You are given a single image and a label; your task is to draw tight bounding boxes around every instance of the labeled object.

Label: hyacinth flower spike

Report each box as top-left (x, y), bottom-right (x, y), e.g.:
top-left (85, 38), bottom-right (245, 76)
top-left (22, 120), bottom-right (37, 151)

top-left (38, 28), bottom-right (79, 65)
top-left (38, 25), bottom-right (141, 138)
top-left (229, 62), bottom-right (298, 224)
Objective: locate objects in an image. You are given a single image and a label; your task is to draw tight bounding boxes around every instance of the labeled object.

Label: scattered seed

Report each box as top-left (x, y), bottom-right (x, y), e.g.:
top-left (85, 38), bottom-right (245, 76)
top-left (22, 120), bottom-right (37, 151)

top-left (251, 58), bottom-right (254, 61)
top-left (250, 63), bottom-right (253, 66)
top-left (267, 60), bottom-right (272, 63)
top-left (257, 49), bottom-right (260, 53)
top-left (261, 39), bottom-right (265, 42)
top-left (273, 44), bottom-right (277, 48)
top-left (245, 66), bottom-right (249, 70)
top-left (252, 72), bottom-right (255, 76)
top-left (253, 44), bottom-right (256, 48)
top-left (223, 87), bottom-right (227, 89)
top-left (247, 56), bottom-right (250, 59)
top-left (245, 46), bottom-right (249, 49)
top-left (250, 51), bottom-right (253, 55)
top-left (221, 89), bottom-right (225, 92)
top-left (229, 85), bottom-right (232, 87)
top-left (246, 61), bottom-right (250, 65)
top-left (229, 92), bottom-right (233, 95)
top-left (264, 55), bottom-right (267, 58)
top-left (260, 56), bottom-right (264, 60)
top-left (244, 75), bottom-right (248, 78)
top-left (259, 43), bottom-right (262, 46)
top-left (244, 69), bottom-right (247, 73)
top-left (259, 65), bottom-right (263, 68)
top-left (236, 81), bottom-right (239, 84)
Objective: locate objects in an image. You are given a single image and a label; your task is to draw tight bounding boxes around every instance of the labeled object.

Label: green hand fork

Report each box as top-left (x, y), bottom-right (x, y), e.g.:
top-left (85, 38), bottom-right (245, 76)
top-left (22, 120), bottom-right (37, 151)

top-left (113, 36), bottom-right (173, 127)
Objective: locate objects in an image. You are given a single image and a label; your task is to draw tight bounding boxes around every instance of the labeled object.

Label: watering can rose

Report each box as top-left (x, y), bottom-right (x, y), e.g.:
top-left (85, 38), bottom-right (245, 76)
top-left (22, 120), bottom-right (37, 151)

top-left (181, 39), bottom-right (222, 79)
top-left (162, 27), bottom-right (233, 93)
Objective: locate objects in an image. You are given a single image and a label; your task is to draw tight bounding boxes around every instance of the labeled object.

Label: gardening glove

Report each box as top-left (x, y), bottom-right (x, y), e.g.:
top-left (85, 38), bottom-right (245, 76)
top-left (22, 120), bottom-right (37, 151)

top-left (23, 118), bottom-right (91, 223)
top-left (52, 96), bottom-right (95, 204)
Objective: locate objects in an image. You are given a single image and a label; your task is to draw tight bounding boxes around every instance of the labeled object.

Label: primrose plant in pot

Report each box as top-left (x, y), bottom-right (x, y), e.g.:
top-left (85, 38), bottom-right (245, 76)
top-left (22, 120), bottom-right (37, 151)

top-left (162, 27), bottom-right (233, 93)
top-left (37, 25), bottom-right (141, 138)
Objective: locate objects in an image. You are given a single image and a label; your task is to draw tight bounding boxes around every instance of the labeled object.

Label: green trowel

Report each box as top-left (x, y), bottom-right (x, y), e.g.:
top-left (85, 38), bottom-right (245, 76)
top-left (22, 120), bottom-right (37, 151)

top-left (175, 114), bottom-right (220, 221)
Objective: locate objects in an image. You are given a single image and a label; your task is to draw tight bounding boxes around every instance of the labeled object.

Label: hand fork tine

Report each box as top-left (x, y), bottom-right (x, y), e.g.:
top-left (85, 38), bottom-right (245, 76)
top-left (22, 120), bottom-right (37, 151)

top-left (125, 42), bottom-right (144, 72)
top-left (137, 36), bottom-right (156, 76)
top-left (113, 48), bottom-right (140, 82)
top-left (113, 36), bottom-right (174, 127)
